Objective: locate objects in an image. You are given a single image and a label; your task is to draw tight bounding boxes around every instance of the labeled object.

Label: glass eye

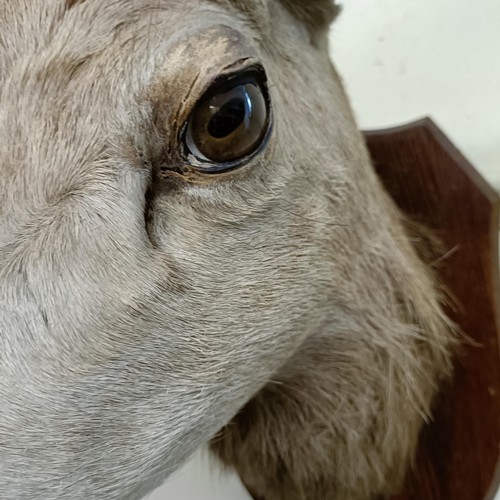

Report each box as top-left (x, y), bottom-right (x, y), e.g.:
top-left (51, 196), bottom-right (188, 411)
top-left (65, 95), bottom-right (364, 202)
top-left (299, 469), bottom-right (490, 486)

top-left (183, 70), bottom-right (271, 172)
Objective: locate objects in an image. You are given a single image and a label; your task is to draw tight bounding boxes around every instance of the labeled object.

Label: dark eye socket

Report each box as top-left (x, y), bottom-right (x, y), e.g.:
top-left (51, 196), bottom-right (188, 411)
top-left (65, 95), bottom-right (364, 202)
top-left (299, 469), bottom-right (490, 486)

top-left (183, 68), bottom-right (271, 172)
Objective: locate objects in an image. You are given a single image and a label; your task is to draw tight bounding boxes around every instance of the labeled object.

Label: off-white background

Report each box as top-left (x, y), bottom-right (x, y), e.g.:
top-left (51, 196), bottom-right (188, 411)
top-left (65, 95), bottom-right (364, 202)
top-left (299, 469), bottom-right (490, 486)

top-left (146, 0), bottom-right (500, 498)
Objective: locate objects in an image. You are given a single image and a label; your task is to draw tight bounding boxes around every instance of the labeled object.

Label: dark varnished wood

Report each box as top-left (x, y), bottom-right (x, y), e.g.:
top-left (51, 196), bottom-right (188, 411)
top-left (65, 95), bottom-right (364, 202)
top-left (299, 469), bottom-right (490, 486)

top-left (364, 118), bottom-right (500, 500)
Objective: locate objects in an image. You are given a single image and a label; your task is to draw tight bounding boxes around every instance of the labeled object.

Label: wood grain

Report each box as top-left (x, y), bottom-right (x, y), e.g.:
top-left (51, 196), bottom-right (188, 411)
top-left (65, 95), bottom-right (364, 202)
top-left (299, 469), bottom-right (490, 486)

top-left (364, 118), bottom-right (500, 500)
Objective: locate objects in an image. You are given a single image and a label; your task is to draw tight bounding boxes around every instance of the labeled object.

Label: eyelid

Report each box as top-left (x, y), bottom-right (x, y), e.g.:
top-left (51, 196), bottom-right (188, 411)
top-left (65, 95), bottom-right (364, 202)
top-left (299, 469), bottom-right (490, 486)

top-left (186, 60), bottom-right (267, 116)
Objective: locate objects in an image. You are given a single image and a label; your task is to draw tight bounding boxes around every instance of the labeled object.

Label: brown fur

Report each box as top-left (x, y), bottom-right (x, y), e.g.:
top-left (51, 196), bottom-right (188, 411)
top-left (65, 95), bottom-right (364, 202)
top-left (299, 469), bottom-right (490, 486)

top-left (212, 212), bottom-right (453, 500)
top-left (280, 0), bottom-right (341, 45)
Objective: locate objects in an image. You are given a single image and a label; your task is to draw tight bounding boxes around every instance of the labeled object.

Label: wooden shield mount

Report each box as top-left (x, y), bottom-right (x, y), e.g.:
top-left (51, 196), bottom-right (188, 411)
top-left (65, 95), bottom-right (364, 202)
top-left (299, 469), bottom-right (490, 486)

top-left (364, 118), bottom-right (500, 500)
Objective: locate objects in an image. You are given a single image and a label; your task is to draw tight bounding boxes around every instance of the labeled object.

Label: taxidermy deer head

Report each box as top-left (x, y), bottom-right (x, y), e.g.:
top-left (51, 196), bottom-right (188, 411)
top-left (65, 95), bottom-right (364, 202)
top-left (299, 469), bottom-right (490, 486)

top-left (0, 1), bottom-right (457, 499)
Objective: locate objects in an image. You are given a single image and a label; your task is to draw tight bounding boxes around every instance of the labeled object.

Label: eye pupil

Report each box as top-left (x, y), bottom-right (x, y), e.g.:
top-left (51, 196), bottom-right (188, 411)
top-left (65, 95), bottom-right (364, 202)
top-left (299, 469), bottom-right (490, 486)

top-left (208, 95), bottom-right (247, 139)
top-left (184, 70), bottom-right (270, 170)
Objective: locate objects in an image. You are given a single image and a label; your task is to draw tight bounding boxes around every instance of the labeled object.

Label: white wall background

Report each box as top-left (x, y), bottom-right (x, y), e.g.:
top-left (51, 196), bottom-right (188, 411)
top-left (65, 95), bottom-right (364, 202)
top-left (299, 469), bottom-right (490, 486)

top-left (330, 0), bottom-right (500, 190)
top-left (146, 0), bottom-right (500, 498)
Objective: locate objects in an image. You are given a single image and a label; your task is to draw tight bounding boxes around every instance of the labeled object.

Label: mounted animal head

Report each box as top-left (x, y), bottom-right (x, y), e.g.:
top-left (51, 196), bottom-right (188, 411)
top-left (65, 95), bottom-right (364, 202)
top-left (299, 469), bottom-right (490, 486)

top-left (0, 1), bottom-right (454, 499)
